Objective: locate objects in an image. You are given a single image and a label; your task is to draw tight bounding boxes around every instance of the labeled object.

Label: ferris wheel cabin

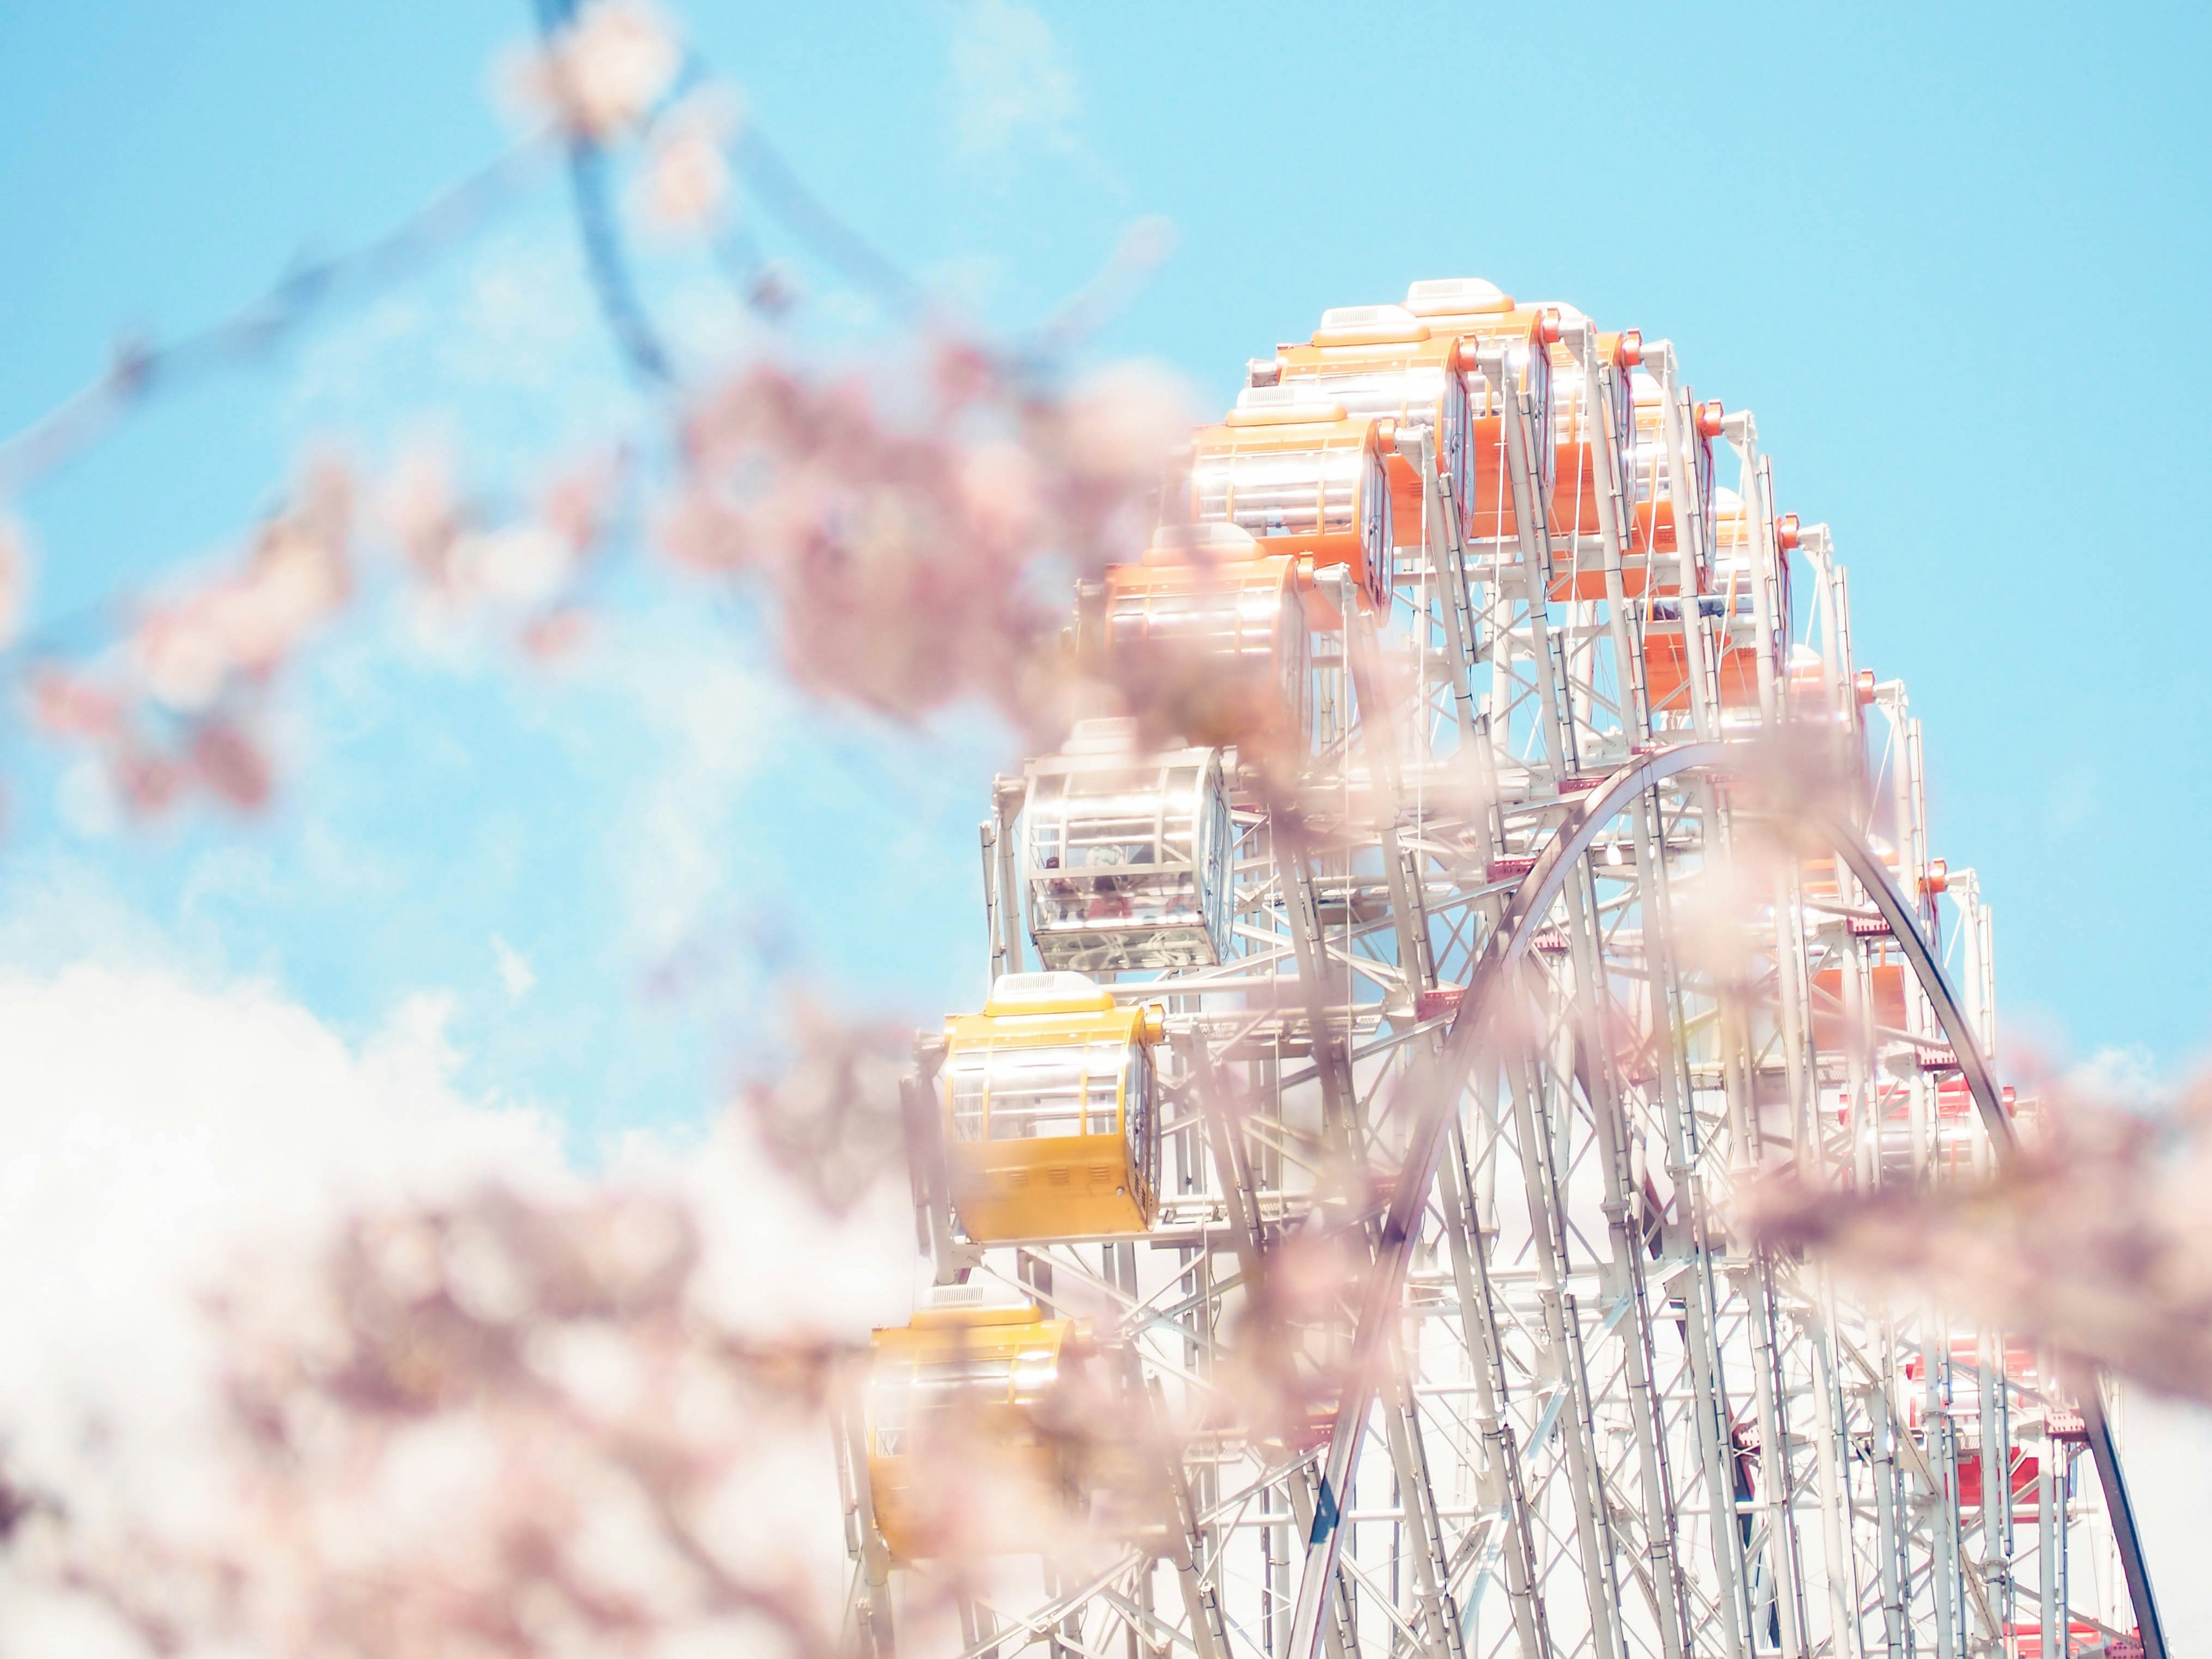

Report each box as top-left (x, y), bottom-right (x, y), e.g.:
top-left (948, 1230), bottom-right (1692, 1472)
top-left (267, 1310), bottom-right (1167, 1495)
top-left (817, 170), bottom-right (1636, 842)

top-left (938, 972), bottom-right (1165, 1242)
top-left (1399, 280), bottom-right (1559, 545)
top-left (865, 1294), bottom-right (1084, 1560)
top-left (1097, 524), bottom-right (1319, 762)
top-left (1187, 389), bottom-right (1393, 611)
top-left (1021, 720), bottom-right (1235, 974)
top-left (1626, 367), bottom-right (1716, 571)
top-left (1265, 304), bottom-right (1474, 544)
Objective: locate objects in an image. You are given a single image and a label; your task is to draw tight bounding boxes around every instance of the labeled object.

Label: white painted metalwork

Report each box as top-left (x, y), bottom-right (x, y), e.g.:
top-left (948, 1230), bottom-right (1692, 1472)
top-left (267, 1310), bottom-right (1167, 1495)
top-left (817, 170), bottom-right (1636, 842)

top-left (842, 278), bottom-right (2163, 1659)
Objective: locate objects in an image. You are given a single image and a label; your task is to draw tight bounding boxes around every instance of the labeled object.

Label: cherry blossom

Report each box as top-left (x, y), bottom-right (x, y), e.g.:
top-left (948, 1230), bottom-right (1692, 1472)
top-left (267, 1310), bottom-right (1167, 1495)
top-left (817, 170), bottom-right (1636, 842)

top-left (516, 1), bottom-right (683, 143)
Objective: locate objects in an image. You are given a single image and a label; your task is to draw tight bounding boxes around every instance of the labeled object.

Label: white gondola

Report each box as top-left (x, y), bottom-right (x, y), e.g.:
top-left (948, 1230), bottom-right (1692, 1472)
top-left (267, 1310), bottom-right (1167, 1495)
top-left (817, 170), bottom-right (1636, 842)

top-left (1022, 719), bottom-right (1234, 974)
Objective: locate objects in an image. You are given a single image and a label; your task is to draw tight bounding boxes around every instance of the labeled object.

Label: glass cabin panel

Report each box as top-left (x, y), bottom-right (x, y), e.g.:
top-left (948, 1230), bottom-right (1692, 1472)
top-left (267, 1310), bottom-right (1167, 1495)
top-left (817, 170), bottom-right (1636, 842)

top-left (1192, 445), bottom-right (1363, 541)
top-left (1409, 312), bottom-right (1554, 540)
top-left (1200, 779), bottom-right (1234, 961)
top-left (1024, 737), bottom-right (1234, 973)
top-left (1298, 363), bottom-right (1446, 423)
top-left (1626, 367), bottom-right (1713, 581)
top-left (982, 1046), bottom-right (1095, 1140)
top-left (1271, 587), bottom-right (1313, 756)
top-left (1085, 1041), bottom-right (1124, 1137)
top-left (1124, 1042), bottom-right (1156, 1199)
top-left (864, 1308), bottom-right (1080, 1559)
top-left (938, 975), bottom-right (1162, 1240)
top-left (1277, 365), bottom-right (1470, 544)
top-left (1187, 438), bottom-right (1390, 608)
top-left (1102, 575), bottom-right (1309, 759)
top-left (1098, 552), bottom-right (1314, 780)
top-left (945, 1049), bottom-right (990, 1142)
top-left (869, 1351), bottom-right (1020, 1456)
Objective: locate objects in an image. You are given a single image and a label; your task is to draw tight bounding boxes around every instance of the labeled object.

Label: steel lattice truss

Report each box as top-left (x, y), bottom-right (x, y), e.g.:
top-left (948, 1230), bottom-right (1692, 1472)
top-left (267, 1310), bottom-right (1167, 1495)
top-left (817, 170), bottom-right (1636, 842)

top-left (833, 281), bottom-right (2162, 1659)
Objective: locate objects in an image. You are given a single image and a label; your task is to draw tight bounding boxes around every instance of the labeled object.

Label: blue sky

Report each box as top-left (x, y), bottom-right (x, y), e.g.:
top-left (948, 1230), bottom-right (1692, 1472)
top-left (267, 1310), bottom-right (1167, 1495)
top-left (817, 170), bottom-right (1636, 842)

top-left (3, 0), bottom-right (2211, 1616)
top-left (3, 1), bottom-right (2207, 1118)
top-left (3, 0), bottom-right (2210, 1132)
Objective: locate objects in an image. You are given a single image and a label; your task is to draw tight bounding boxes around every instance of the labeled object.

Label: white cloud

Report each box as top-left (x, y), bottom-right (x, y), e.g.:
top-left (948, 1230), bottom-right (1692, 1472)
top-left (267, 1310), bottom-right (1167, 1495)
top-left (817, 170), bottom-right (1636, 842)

top-left (491, 931), bottom-right (538, 1002)
top-left (2061, 1043), bottom-right (2176, 1111)
top-left (949, 0), bottom-right (1078, 161)
top-left (605, 1111), bottom-right (914, 1335)
top-left (0, 967), bottom-right (564, 1551)
top-left (0, 960), bottom-right (914, 1652)
top-left (2116, 1387), bottom-right (2212, 1633)
top-left (599, 623), bottom-right (785, 965)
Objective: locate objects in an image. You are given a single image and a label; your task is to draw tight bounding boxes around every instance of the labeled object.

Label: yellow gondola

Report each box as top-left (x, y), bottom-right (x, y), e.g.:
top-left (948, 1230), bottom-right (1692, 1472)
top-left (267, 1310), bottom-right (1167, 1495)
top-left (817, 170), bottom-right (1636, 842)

top-left (939, 971), bottom-right (1165, 1241)
top-left (865, 1297), bottom-right (1081, 1560)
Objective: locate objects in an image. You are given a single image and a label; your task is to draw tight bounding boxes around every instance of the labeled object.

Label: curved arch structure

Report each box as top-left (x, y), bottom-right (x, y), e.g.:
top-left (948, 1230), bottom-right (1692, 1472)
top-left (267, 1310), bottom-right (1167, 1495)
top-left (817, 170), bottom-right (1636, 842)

top-left (1287, 752), bottom-right (2165, 1659)
top-left (1815, 810), bottom-right (2165, 1659)
top-left (1289, 742), bottom-right (1725, 1656)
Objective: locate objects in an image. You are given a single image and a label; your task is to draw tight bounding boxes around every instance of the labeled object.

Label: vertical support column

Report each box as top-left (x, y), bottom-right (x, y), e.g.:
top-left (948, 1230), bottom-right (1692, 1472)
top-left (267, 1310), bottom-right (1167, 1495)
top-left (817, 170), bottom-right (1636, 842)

top-left (2056, 1435), bottom-right (2074, 1658)
top-left (990, 778), bottom-right (1025, 978)
top-left (1265, 1482), bottom-right (1287, 1658)
top-left (1747, 1262), bottom-right (1812, 1658)
top-left (1341, 568), bottom-right (1435, 1021)
top-left (1280, 840), bottom-right (1357, 1149)
top-left (1633, 781), bottom-right (1753, 1659)
top-left (1287, 1461), bottom-right (1360, 1659)
top-left (1977, 1327), bottom-right (2016, 1647)
top-left (2039, 1361), bottom-right (2061, 1659)
top-left (1705, 768), bottom-right (1813, 1654)
top-left (1841, 923), bottom-right (1877, 1192)
top-left (1772, 864), bottom-right (1819, 1176)
top-left (1558, 836), bottom-right (1691, 1659)
top-left (1872, 1328), bottom-right (1910, 1659)
top-left (1488, 347), bottom-right (1577, 788)
top-left (837, 1378), bottom-right (899, 1659)
top-left (1415, 436), bottom-right (1483, 753)
top-left (1653, 357), bottom-right (1721, 743)
top-left (1742, 448), bottom-right (1784, 730)
top-left (1148, 1375), bottom-right (1229, 1659)
top-left (1930, 1318), bottom-right (1963, 1659)
top-left (1506, 1020), bottom-right (1627, 1659)
top-left (959, 1598), bottom-right (1000, 1659)
top-left (1438, 1113), bottom-right (1552, 1659)
top-left (1808, 1280), bottom-right (1869, 1659)
top-left (1380, 1363), bottom-right (1467, 1659)
top-left (1579, 332), bottom-right (1644, 759)
top-left (981, 819), bottom-right (1006, 983)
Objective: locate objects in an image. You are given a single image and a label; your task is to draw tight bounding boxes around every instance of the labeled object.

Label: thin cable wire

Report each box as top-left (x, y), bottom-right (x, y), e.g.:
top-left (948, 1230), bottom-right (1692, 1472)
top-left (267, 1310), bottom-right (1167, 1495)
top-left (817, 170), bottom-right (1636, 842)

top-left (531, 0), bottom-right (675, 387)
top-left (725, 122), bottom-right (929, 324)
top-left (0, 142), bottom-right (551, 500)
top-left (0, 16), bottom-right (1171, 503)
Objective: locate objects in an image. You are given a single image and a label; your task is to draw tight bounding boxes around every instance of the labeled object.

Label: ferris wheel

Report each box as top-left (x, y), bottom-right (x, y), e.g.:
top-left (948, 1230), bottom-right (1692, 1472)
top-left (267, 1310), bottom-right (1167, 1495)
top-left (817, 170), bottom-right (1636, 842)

top-left (831, 278), bottom-right (2166, 1659)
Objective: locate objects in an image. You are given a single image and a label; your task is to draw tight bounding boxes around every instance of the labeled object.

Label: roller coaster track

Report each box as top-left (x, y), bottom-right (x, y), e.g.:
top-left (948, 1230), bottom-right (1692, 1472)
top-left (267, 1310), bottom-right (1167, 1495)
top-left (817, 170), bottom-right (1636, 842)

top-left (841, 278), bottom-right (2164, 1659)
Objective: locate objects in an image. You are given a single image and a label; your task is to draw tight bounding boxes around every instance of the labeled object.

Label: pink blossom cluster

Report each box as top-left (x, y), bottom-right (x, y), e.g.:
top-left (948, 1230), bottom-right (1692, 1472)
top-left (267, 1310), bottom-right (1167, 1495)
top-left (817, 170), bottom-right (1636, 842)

top-left (663, 349), bottom-right (1188, 738)
top-left (510, 1), bottom-right (683, 143)
top-left (25, 461), bottom-right (354, 819)
top-left (16, 446), bottom-right (623, 827)
top-left (735, 996), bottom-right (914, 1218)
top-left (380, 448), bottom-right (619, 661)
top-left (1744, 1081), bottom-right (2212, 1403)
top-left (14, 1182), bottom-right (847, 1659)
top-left (635, 91), bottom-right (736, 232)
